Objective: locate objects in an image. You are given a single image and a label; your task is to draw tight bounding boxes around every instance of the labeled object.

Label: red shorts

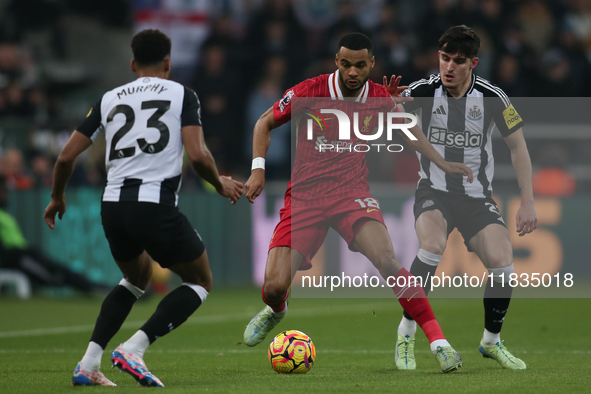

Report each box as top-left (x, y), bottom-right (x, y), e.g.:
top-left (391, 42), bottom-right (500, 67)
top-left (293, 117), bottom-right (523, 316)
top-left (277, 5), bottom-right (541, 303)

top-left (269, 191), bottom-right (386, 270)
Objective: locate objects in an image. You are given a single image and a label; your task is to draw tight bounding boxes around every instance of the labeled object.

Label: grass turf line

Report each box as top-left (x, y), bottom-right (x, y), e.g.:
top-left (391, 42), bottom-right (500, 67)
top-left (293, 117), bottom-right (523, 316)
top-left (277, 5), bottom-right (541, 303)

top-left (0, 288), bottom-right (589, 393)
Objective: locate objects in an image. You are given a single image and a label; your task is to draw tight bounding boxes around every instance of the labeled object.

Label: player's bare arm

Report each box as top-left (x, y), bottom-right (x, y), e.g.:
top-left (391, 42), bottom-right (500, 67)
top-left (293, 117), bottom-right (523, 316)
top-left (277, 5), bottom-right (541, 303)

top-left (244, 106), bottom-right (288, 203)
top-left (182, 125), bottom-right (243, 204)
top-left (504, 128), bottom-right (538, 236)
top-left (394, 103), bottom-right (474, 183)
top-left (44, 130), bottom-right (93, 229)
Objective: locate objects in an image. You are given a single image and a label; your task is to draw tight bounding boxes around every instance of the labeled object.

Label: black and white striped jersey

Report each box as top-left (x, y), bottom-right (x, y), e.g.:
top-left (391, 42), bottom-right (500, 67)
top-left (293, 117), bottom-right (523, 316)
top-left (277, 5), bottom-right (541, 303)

top-left (404, 74), bottom-right (523, 198)
top-left (77, 77), bottom-right (202, 206)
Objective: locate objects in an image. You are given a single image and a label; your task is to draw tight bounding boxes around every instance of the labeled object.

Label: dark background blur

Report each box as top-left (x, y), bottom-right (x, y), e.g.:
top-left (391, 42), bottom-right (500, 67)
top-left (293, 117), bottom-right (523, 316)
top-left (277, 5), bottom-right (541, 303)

top-left (0, 0), bottom-right (589, 195)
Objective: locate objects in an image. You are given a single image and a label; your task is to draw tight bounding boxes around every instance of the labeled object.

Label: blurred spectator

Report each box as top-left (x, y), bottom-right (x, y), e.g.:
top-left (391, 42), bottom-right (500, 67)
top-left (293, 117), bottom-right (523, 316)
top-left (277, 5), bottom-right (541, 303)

top-left (30, 152), bottom-right (53, 188)
top-left (192, 44), bottom-right (243, 174)
top-left (471, 0), bottom-right (505, 52)
top-left (499, 24), bottom-right (540, 89)
top-left (471, 27), bottom-right (494, 80)
top-left (324, 0), bottom-right (366, 56)
top-left (246, 56), bottom-right (291, 180)
top-left (293, 0), bottom-right (339, 31)
top-left (246, 0), bottom-right (306, 84)
top-left (563, 0), bottom-right (591, 62)
top-left (517, 0), bottom-right (555, 56)
top-left (0, 43), bottom-right (38, 89)
top-left (532, 142), bottom-right (576, 197)
top-left (0, 82), bottom-right (37, 117)
top-left (376, 27), bottom-right (411, 80)
top-left (538, 48), bottom-right (578, 97)
top-left (555, 28), bottom-right (591, 95)
top-left (418, 0), bottom-right (461, 49)
top-left (494, 54), bottom-right (528, 97)
top-left (201, 13), bottom-right (247, 71)
top-left (3, 149), bottom-right (33, 190)
top-left (0, 0), bottom-right (67, 59)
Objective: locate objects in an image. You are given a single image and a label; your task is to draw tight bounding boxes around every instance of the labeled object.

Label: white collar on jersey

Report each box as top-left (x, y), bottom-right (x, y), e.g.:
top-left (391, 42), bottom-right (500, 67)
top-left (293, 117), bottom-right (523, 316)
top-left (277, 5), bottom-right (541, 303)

top-left (328, 69), bottom-right (369, 103)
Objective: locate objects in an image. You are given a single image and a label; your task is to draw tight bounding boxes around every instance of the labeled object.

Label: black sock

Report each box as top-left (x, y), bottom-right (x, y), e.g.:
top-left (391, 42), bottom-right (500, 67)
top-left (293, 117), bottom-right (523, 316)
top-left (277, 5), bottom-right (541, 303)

top-left (483, 279), bottom-right (513, 334)
top-left (141, 286), bottom-right (203, 343)
top-left (402, 255), bottom-right (437, 321)
top-left (90, 285), bottom-right (138, 349)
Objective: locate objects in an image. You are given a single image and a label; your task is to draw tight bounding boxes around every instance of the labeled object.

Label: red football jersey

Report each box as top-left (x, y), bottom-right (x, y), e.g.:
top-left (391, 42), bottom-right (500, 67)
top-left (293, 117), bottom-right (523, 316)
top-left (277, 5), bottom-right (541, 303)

top-left (272, 70), bottom-right (396, 206)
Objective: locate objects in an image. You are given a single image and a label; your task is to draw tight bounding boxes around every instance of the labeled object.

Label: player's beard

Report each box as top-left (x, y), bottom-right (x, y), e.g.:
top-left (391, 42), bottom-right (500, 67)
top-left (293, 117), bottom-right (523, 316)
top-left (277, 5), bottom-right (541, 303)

top-left (339, 72), bottom-right (367, 96)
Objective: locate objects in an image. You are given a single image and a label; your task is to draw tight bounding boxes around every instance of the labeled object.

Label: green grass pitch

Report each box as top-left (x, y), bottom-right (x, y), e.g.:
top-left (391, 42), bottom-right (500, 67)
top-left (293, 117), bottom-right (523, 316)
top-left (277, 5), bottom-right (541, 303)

top-left (1, 288), bottom-right (589, 393)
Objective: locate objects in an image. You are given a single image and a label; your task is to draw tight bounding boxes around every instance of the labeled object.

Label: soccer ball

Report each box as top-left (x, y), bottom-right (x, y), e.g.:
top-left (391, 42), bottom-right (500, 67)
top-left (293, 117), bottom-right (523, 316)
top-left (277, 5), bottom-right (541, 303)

top-left (268, 330), bottom-right (316, 374)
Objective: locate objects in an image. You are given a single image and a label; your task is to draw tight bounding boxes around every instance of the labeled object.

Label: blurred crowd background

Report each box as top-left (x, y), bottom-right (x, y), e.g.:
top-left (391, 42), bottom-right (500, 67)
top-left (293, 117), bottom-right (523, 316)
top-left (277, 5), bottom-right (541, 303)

top-left (0, 0), bottom-right (590, 195)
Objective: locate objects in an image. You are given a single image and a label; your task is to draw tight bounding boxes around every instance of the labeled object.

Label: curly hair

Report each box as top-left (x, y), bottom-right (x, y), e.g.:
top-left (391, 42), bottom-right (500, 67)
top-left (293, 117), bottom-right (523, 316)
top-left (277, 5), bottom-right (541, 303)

top-left (131, 29), bottom-right (171, 67)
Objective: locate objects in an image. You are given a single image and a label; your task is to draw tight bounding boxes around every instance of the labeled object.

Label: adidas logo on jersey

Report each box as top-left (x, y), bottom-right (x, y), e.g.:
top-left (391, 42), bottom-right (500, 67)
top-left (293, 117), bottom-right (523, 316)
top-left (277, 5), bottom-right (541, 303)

top-left (432, 105), bottom-right (446, 115)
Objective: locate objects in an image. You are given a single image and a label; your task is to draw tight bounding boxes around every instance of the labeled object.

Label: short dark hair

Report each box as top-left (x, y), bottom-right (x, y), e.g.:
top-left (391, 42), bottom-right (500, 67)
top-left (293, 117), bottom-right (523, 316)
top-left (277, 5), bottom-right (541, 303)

top-left (438, 25), bottom-right (480, 58)
top-left (338, 33), bottom-right (373, 55)
top-left (131, 29), bottom-right (171, 67)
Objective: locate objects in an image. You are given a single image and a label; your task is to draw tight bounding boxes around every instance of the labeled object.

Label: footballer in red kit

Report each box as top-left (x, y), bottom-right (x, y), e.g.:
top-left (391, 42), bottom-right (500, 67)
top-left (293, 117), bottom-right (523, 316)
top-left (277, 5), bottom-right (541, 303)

top-left (242, 33), bottom-right (474, 373)
top-left (270, 72), bottom-right (395, 269)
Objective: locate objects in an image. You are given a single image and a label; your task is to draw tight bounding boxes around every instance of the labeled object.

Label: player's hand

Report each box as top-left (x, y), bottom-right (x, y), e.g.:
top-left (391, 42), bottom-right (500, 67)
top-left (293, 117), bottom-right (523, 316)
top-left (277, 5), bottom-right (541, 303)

top-left (217, 175), bottom-right (243, 204)
top-left (516, 203), bottom-right (537, 236)
top-left (383, 75), bottom-right (413, 103)
top-left (440, 162), bottom-right (474, 183)
top-left (44, 198), bottom-right (66, 229)
top-left (244, 169), bottom-right (265, 204)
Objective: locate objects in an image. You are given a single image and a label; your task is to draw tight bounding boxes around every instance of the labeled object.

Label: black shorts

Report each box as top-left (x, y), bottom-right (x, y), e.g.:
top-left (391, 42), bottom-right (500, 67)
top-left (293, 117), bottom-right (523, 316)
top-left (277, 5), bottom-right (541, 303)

top-left (413, 186), bottom-right (507, 246)
top-left (101, 202), bottom-right (205, 268)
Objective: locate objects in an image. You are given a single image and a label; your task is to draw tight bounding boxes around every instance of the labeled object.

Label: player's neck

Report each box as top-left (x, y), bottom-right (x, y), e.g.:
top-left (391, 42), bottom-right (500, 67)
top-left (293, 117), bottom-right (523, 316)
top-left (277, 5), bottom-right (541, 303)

top-left (135, 69), bottom-right (169, 79)
top-left (445, 72), bottom-right (473, 98)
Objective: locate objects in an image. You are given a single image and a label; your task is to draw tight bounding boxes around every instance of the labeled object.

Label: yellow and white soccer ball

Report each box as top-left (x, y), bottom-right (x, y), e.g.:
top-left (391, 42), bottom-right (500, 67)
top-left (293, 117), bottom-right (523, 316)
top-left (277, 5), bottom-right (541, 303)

top-left (268, 330), bottom-right (316, 374)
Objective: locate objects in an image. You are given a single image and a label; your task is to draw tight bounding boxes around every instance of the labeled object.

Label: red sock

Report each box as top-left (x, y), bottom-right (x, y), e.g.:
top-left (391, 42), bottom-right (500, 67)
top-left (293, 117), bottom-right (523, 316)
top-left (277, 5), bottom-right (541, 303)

top-left (262, 286), bottom-right (288, 313)
top-left (391, 268), bottom-right (445, 342)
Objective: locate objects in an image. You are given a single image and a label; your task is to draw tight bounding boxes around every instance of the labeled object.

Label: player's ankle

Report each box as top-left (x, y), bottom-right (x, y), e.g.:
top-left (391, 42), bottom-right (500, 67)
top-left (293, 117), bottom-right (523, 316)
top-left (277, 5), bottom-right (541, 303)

top-left (429, 339), bottom-right (451, 353)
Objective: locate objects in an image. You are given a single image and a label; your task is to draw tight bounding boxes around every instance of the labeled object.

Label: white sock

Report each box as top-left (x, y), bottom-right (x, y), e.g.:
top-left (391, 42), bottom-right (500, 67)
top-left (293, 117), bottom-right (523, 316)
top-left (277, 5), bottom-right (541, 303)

top-left (398, 316), bottom-right (417, 337)
top-left (80, 341), bottom-right (103, 372)
top-left (430, 339), bottom-right (451, 353)
top-left (121, 330), bottom-right (150, 358)
top-left (482, 329), bottom-right (501, 347)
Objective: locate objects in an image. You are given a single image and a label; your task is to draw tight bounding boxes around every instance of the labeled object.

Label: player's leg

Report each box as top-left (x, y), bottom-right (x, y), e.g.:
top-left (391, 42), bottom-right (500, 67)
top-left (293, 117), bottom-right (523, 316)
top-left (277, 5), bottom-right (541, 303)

top-left (110, 206), bottom-right (207, 387)
top-left (394, 209), bottom-right (448, 368)
top-left (468, 223), bottom-right (526, 369)
top-left (73, 251), bottom-right (151, 387)
top-left (113, 251), bottom-right (213, 387)
top-left (243, 246), bottom-right (305, 346)
top-left (349, 220), bottom-right (461, 373)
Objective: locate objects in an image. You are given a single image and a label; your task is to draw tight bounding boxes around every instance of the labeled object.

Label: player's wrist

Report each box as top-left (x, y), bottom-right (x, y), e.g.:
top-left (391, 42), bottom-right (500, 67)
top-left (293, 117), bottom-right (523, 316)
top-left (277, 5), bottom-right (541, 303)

top-left (251, 157), bottom-right (265, 171)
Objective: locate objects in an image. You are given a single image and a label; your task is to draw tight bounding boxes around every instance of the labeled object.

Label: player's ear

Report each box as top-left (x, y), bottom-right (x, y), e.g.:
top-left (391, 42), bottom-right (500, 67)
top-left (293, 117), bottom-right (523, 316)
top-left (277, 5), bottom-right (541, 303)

top-left (370, 55), bottom-right (375, 69)
top-left (164, 57), bottom-right (171, 72)
top-left (335, 52), bottom-right (339, 67)
top-left (470, 57), bottom-right (479, 69)
top-left (131, 60), bottom-right (136, 73)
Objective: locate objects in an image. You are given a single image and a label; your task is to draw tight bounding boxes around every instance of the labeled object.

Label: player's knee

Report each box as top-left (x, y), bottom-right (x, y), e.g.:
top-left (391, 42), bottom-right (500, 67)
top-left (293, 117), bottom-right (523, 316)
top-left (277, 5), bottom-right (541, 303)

top-left (419, 238), bottom-right (446, 256)
top-left (125, 263), bottom-right (152, 290)
top-left (263, 280), bottom-right (289, 301)
top-left (488, 264), bottom-right (514, 283)
top-left (485, 250), bottom-right (513, 270)
top-left (181, 271), bottom-right (213, 292)
top-left (371, 253), bottom-right (401, 274)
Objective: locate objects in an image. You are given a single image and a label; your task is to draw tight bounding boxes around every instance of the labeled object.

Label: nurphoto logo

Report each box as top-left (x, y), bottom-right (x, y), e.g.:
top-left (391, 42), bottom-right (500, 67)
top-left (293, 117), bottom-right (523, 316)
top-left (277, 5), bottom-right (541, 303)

top-left (305, 108), bottom-right (418, 153)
